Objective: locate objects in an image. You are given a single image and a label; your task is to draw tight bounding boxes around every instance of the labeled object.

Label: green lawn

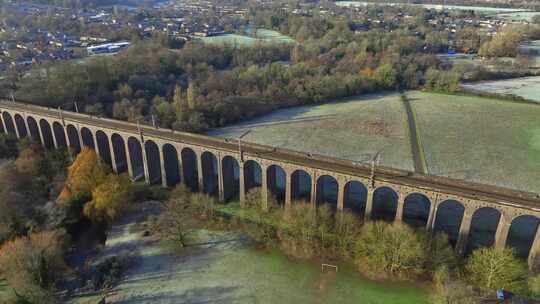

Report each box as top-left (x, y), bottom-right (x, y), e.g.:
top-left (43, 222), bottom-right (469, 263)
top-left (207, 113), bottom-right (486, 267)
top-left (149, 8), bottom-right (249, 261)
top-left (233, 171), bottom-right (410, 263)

top-left (211, 91), bottom-right (540, 194)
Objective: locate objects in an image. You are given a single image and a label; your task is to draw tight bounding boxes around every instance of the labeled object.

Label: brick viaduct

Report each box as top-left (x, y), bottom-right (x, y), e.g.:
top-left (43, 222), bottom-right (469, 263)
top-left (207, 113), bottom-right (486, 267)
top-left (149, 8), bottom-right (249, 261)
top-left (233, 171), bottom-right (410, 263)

top-left (1, 100), bottom-right (540, 267)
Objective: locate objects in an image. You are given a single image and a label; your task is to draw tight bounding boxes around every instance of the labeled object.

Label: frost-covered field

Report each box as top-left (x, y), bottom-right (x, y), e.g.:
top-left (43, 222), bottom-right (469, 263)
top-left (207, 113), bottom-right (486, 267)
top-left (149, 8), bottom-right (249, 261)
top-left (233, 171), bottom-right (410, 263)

top-left (461, 77), bottom-right (540, 102)
top-left (211, 91), bottom-right (540, 194)
top-left (496, 11), bottom-right (540, 22)
top-left (209, 93), bottom-right (415, 171)
top-left (335, 1), bottom-right (528, 13)
top-left (70, 202), bottom-right (430, 304)
top-left (200, 29), bottom-right (295, 46)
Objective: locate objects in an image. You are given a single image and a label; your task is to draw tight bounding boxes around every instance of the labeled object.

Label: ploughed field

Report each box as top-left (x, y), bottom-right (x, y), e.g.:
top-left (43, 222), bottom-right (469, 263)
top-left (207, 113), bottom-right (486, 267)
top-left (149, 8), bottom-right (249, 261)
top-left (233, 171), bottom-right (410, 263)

top-left (209, 91), bottom-right (540, 195)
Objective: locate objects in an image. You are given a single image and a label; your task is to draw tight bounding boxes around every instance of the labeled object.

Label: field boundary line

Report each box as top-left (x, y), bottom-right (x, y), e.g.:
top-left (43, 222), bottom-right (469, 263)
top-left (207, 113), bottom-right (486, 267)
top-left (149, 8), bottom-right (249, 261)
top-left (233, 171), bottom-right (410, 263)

top-left (401, 94), bottom-right (428, 174)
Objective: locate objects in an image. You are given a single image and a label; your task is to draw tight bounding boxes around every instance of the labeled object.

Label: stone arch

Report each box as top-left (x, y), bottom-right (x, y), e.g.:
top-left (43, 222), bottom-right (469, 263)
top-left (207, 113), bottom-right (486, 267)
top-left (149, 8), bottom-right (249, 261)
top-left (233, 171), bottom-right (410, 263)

top-left (371, 186), bottom-right (398, 222)
top-left (244, 160), bottom-right (262, 192)
top-left (66, 125), bottom-right (81, 154)
top-left (201, 151), bottom-right (218, 196)
top-left (181, 148), bottom-right (198, 191)
top-left (14, 114), bottom-right (27, 138)
top-left (507, 215), bottom-right (540, 259)
top-left (222, 155), bottom-right (240, 202)
top-left (39, 119), bottom-right (54, 149)
top-left (111, 134), bottom-right (127, 173)
top-left (344, 180), bottom-right (367, 217)
top-left (316, 175), bottom-right (338, 209)
top-left (1, 112), bottom-right (16, 136)
top-left (291, 169), bottom-right (311, 203)
top-left (128, 137), bottom-right (144, 181)
top-left (267, 164), bottom-right (286, 205)
top-left (434, 200), bottom-right (465, 247)
top-left (403, 193), bottom-right (431, 228)
top-left (163, 144), bottom-right (180, 187)
top-left (96, 130), bottom-right (112, 167)
top-left (27, 116), bottom-right (40, 142)
top-left (52, 122), bottom-right (67, 148)
top-left (466, 207), bottom-right (501, 254)
top-left (81, 127), bottom-right (95, 149)
top-left (144, 140), bottom-right (162, 185)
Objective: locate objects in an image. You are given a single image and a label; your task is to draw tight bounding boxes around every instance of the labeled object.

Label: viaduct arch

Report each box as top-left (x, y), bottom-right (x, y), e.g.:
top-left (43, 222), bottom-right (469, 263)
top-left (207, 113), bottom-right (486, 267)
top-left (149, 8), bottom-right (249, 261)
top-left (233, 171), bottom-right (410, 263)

top-left (2, 101), bottom-right (540, 268)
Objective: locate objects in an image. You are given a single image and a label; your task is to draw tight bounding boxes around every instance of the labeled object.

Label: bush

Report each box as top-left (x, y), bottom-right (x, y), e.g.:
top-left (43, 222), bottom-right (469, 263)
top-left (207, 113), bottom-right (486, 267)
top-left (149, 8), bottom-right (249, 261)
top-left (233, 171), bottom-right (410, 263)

top-left (528, 274), bottom-right (540, 298)
top-left (0, 133), bottom-right (18, 159)
top-left (244, 187), bottom-right (277, 210)
top-left (0, 232), bottom-right (66, 303)
top-left (88, 256), bottom-right (128, 291)
top-left (155, 185), bottom-right (216, 247)
top-left (355, 221), bottom-right (427, 279)
top-left (423, 233), bottom-right (458, 274)
top-left (465, 247), bottom-right (529, 294)
top-left (333, 211), bottom-right (361, 257)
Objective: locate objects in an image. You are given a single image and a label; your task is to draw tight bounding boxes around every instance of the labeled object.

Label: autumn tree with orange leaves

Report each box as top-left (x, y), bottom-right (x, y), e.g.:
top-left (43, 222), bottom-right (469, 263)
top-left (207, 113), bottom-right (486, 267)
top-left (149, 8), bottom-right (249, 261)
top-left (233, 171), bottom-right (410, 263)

top-left (57, 147), bottom-right (110, 203)
top-left (84, 173), bottom-right (133, 223)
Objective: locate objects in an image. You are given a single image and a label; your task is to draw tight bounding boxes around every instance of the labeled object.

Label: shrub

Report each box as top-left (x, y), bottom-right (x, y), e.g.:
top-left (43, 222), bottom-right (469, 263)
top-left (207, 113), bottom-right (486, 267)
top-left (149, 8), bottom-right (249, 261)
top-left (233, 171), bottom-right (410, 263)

top-left (88, 256), bottom-right (128, 291)
top-left (14, 146), bottom-right (43, 176)
top-left (465, 247), bottom-right (529, 294)
top-left (333, 211), bottom-right (361, 257)
top-left (355, 221), bottom-right (427, 279)
top-left (528, 274), bottom-right (540, 298)
top-left (0, 232), bottom-right (66, 303)
top-left (0, 133), bottom-right (18, 159)
top-left (423, 233), bottom-right (458, 274)
top-left (432, 268), bottom-right (479, 304)
top-left (154, 185), bottom-right (216, 247)
top-left (244, 187), bottom-right (277, 210)
top-left (83, 174), bottom-right (132, 223)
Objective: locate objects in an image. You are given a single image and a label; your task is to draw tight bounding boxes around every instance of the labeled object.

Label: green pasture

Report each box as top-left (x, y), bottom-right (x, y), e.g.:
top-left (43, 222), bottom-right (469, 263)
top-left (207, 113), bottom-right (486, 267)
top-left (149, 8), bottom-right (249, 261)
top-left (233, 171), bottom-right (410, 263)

top-left (408, 91), bottom-right (540, 194)
top-left (211, 91), bottom-right (540, 194)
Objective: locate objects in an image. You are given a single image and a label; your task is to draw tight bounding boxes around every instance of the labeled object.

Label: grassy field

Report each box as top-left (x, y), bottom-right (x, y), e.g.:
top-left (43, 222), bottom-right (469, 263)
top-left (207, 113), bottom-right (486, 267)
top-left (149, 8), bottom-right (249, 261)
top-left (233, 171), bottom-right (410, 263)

top-left (200, 29), bottom-right (295, 46)
top-left (72, 202), bottom-right (430, 303)
top-left (461, 76), bottom-right (540, 102)
top-left (335, 1), bottom-right (528, 13)
top-left (211, 91), bottom-right (540, 194)
top-left (209, 92), bottom-right (415, 171)
top-left (495, 11), bottom-right (540, 22)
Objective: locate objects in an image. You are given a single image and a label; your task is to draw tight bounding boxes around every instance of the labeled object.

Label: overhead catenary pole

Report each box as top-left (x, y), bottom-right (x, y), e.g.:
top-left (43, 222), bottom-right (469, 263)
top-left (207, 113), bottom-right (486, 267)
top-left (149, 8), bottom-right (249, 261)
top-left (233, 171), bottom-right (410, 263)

top-left (238, 129), bottom-right (251, 163)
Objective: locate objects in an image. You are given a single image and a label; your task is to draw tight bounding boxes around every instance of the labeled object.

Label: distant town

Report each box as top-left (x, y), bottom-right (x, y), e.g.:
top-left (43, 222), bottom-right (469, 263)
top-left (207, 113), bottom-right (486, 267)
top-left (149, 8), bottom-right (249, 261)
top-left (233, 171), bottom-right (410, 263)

top-left (1, 0), bottom-right (539, 73)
